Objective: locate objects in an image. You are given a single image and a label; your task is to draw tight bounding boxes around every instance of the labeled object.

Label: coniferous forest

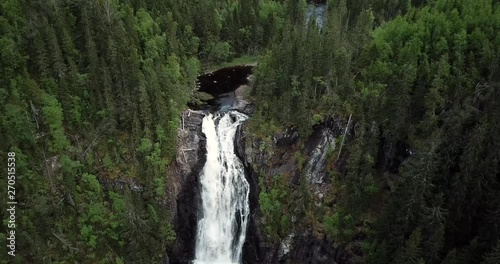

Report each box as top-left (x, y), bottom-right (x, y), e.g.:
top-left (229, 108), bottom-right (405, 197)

top-left (1, 0), bottom-right (499, 263)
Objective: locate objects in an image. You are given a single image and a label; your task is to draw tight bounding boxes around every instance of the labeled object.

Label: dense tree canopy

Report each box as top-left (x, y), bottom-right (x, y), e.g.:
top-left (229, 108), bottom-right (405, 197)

top-left (251, 0), bottom-right (500, 263)
top-left (1, 0), bottom-right (499, 263)
top-left (0, 0), bottom-right (283, 262)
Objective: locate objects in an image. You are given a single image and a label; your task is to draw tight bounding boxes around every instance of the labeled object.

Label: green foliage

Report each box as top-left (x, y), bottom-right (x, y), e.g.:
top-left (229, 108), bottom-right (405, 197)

top-left (251, 1), bottom-right (500, 264)
top-left (204, 41), bottom-right (234, 63)
top-left (2, 0), bottom-right (499, 263)
top-left (258, 174), bottom-right (291, 241)
top-left (482, 241), bottom-right (500, 264)
top-left (137, 138), bottom-right (153, 154)
top-left (1, 0), bottom-right (282, 262)
top-left (323, 212), bottom-right (356, 243)
top-left (41, 92), bottom-right (70, 152)
top-left (393, 229), bottom-right (425, 264)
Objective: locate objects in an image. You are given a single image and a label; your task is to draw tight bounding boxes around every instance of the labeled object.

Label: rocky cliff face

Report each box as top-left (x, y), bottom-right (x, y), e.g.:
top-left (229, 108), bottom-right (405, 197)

top-left (167, 110), bottom-right (207, 264)
top-left (167, 106), bottom-right (258, 264)
top-left (235, 117), bottom-right (349, 264)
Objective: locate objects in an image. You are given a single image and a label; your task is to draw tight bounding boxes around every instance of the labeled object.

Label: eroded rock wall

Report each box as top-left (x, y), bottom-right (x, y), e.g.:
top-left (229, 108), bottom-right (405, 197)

top-left (168, 110), bottom-right (207, 264)
top-left (235, 116), bottom-right (351, 264)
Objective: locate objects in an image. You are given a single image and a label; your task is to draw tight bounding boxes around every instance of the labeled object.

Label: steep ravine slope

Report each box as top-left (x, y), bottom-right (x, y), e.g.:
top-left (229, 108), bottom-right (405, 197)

top-left (167, 65), bottom-right (352, 264)
top-left (236, 118), bottom-right (349, 264)
top-left (167, 109), bottom-right (351, 263)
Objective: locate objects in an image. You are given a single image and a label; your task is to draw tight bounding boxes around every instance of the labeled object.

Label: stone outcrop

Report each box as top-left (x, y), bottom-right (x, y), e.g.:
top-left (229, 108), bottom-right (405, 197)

top-left (168, 110), bottom-right (207, 264)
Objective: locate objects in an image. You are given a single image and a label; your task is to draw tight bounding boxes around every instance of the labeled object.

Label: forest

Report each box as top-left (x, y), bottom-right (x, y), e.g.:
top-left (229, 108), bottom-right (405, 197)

top-left (0, 0), bottom-right (499, 263)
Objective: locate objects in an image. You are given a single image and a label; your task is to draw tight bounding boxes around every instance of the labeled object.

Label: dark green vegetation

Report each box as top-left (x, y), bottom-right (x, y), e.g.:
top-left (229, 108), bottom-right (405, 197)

top-left (251, 0), bottom-right (500, 263)
top-left (0, 0), bottom-right (277, 262)
top-left (1, 0), bottom-right (499, 263)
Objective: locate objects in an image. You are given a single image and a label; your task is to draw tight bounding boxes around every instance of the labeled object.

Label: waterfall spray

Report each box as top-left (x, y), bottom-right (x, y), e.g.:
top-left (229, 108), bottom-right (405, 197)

top-left (194, 111), bottom-right (250, 264)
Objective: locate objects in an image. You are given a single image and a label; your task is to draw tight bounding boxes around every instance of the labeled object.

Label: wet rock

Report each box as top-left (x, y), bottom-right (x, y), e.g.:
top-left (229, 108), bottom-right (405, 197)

top-left (233, 99), bottom-right (256, 115)
top-left (304, 129), bottom-right (335, 184)
top-left (236, 124), bottom-right (265, 264)
top-left (274, 127), bottom-right (300, 147)
top-left (217, 97), bottom-right (255, 115)
top-left (235, 83), bottom-right (253, 97)
top-left (168, 110), bottom-right (208, 264)
top-left (280, 234), bottom-right (295, 259)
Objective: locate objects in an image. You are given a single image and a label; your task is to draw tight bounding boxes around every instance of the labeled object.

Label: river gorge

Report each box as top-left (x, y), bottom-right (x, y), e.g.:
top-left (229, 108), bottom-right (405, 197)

top-left (167, 64), bottom-right (349, 264)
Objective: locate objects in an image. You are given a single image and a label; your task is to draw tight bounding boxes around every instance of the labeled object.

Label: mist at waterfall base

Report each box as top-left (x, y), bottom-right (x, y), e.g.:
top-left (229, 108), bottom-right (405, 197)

top-left (194, 111), bottom-right (250, 264)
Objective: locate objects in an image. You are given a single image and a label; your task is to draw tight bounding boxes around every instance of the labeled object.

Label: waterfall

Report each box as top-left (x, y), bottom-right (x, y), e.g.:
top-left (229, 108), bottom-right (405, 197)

top-left (194, 111), bottom-right (250, 264)
top-left (306, 4), bottom-right (326, 29)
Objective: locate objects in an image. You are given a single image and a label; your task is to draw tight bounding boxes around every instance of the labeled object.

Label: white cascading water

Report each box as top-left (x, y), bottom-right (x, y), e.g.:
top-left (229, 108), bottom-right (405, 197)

top-left (194, 111), bottom-right (250, 264)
